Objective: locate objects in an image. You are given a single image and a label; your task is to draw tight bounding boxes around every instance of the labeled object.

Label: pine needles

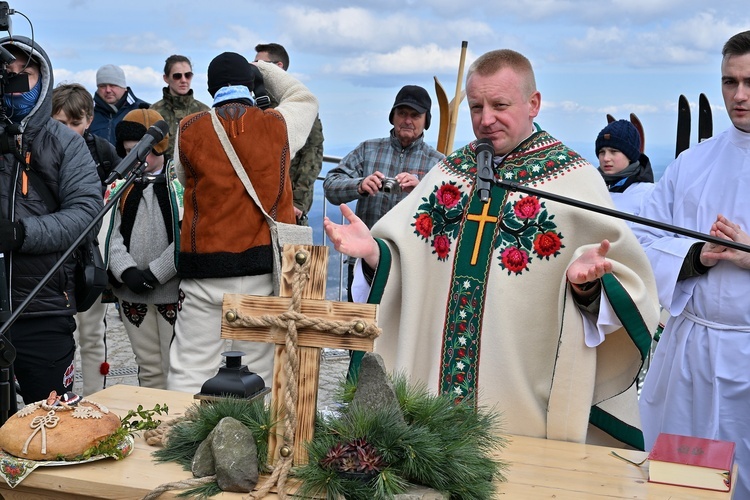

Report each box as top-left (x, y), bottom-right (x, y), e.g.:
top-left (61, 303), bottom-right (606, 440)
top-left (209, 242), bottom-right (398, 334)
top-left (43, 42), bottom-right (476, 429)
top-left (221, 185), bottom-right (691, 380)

top-left (150, 373), bottom-right (508, 499)
top-left (296, 373), bottom-right (508, 499)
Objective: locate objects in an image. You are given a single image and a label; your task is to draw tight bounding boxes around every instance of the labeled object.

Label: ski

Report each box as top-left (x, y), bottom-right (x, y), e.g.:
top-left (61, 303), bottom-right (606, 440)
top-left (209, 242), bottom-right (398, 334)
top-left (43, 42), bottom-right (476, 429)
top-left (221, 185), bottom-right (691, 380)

top-left (433, 76), bottom-right (450, 155)
top-left (698, 93), bottom-right (712, 142)
top-left (675, 94), bottom-right (691, 158)
top-left (630, 113), bottom-right (645, 153)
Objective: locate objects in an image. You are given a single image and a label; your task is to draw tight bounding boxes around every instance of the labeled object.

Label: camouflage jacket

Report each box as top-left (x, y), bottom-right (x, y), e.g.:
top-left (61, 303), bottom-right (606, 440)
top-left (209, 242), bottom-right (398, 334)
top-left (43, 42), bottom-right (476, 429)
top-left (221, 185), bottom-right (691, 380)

top-left (291, 114), bottom-right (324, 217)
top-left (151, 88), bottom-right (209, 158)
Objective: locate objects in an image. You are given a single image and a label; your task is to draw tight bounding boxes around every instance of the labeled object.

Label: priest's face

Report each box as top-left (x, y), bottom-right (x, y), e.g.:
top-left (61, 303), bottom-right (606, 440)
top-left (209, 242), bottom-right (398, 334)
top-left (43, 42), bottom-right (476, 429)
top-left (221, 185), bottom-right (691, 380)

top-left (722, 52), bottom-right (750, 133)
top-left (467, 67), bottom-right (540, 156)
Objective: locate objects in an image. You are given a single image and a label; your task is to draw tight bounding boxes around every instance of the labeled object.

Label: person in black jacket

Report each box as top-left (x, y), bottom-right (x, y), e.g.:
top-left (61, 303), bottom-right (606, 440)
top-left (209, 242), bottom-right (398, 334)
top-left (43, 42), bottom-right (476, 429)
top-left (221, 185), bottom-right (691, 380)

top-left (0, 37), bottom-right (102, 407)
top-left (51, 83), bottom-right (121, 396)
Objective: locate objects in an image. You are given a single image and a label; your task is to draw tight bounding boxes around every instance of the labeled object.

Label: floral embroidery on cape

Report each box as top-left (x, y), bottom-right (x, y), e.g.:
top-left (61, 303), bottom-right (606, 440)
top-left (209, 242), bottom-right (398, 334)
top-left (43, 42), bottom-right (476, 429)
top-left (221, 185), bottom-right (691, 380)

top-left (495, 195), bottom-right (564, 275)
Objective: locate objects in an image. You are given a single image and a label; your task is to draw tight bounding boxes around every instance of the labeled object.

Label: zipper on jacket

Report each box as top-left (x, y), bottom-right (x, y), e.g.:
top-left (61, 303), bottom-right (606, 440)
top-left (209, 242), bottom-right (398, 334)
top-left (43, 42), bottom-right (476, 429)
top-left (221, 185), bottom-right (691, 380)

top-left (21, 151), bottom-right (31, 197)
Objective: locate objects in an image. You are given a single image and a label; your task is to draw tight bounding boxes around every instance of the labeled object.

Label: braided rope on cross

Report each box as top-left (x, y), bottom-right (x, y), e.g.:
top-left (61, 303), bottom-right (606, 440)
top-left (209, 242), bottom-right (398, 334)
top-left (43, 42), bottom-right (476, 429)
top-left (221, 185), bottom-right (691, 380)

top-left (220, 245), bottom-right (380, 498)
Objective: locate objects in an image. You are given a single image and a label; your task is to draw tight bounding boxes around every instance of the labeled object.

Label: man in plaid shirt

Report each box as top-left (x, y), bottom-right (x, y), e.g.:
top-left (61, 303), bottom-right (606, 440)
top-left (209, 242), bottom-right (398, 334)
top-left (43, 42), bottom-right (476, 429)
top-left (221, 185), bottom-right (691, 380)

top-left (324, 85), bottom-right (444, 300)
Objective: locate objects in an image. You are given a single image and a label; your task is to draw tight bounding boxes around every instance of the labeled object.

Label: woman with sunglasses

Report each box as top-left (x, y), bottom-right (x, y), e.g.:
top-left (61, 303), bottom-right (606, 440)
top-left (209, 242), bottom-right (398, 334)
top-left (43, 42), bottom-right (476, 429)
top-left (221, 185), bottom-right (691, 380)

top-left (151, 54), bottom-right (209, 158)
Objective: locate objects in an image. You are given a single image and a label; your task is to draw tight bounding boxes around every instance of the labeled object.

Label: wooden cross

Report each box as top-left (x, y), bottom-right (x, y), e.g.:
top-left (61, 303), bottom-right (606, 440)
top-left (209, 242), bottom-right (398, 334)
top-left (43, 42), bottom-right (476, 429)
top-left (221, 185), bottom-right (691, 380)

top-left (220, 244), bottom-right (379, 466)
top-left (466, 200), bottom-right (498, 265)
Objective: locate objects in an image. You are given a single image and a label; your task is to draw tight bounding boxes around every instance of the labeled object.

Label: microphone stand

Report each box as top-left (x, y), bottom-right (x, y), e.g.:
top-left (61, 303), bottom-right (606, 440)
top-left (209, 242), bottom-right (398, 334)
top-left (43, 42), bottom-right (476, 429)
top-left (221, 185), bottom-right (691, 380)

top-left (489, 177), bottom-right (750, 253)
top-left (0, 157), bottom-right (149, 424)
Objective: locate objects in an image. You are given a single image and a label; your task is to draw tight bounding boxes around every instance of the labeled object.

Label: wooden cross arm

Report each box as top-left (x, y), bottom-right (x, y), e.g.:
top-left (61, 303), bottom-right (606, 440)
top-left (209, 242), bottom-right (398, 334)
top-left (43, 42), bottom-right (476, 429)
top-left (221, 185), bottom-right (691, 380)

top-left (221, 294), bottom-right (379, 352)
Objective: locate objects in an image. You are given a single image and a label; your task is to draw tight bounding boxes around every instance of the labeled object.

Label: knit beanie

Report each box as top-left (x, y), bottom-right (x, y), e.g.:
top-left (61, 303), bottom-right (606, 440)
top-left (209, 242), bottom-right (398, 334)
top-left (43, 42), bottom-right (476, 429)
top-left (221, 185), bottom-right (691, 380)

top-left (207, 52), bottom-right (254, 97)
top-left (595, 120), bottom-right (641, 163)
top-left (96, 64), bottom-right (127, 88)
top-left (115, 108), bottom-right (169, 158)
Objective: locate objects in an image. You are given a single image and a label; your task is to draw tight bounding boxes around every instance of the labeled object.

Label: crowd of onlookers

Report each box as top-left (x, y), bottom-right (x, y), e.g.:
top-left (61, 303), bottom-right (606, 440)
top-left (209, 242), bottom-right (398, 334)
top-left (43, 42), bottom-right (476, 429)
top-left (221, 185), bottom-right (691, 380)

top-left (3, 27), bottom-right (750, 498)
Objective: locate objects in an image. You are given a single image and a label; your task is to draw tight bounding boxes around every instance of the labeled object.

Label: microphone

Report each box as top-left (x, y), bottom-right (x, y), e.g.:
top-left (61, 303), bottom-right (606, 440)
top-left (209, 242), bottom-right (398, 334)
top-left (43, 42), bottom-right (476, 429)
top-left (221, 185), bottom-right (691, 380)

top-left (105, 120), bottom-right (169, 184)
top-left (475, 138), bottom-right (495, 203)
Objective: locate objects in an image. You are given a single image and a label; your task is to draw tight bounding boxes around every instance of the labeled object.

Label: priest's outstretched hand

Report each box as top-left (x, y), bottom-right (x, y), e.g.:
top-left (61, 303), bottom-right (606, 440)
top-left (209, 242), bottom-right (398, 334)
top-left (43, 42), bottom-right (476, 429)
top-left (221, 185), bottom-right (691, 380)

top-left (324, 204), bottom-right (381, 268)
top-left (566, 239), bottom-right (613, 292)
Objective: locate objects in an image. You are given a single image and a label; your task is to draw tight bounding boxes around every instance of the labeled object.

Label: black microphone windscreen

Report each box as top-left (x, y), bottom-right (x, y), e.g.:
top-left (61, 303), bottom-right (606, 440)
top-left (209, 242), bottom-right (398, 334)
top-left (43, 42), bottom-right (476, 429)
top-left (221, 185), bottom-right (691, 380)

top-left (475, 138), bottom-right (494, 156)
top-left (147, 120), bottom-right (170, 142)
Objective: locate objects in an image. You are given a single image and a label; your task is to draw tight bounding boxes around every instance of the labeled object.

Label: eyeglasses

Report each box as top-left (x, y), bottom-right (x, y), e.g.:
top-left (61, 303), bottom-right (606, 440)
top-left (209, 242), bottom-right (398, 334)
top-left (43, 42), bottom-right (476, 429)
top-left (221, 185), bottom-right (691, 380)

top-left (171, 72), bottom-right (194, 80)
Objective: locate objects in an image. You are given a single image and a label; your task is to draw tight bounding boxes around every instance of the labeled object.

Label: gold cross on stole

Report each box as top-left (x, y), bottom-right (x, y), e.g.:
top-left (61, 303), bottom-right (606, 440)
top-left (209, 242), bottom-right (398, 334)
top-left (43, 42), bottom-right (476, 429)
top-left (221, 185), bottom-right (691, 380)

top-left (465, 200), bottom-right (498, 265)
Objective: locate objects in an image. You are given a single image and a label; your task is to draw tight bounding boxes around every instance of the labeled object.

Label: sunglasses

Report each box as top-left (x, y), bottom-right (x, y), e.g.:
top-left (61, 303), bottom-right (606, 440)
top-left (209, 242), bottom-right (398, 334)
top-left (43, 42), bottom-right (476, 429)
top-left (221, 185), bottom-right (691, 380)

top-left (171, 72), bottom-right (194, 80)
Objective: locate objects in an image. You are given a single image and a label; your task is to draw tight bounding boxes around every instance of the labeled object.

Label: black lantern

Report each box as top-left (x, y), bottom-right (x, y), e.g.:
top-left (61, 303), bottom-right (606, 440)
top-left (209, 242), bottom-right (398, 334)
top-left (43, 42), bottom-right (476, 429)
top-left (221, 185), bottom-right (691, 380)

top-left (194, 350), bottom-right (269, 403)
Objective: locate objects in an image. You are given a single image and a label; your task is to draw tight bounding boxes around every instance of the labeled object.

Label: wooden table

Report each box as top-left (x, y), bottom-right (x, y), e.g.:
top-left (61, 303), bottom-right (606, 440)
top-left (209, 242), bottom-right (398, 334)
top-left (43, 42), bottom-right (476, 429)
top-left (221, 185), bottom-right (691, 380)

top-left (0, 385), bottom-right (736, 499)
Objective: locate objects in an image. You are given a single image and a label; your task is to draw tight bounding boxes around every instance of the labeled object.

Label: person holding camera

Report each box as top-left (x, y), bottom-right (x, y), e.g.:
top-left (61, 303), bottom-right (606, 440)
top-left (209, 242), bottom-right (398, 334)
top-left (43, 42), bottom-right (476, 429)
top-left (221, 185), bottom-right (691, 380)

top-left (0, 37), bottom-right (102, 406)
top-left (323, 84), bottom-right (444, 300)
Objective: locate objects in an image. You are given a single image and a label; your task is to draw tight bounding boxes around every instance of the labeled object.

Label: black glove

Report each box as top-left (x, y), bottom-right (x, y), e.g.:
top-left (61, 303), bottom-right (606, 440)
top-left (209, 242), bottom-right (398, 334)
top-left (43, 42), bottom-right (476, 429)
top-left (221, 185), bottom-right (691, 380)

top-left (121, 267), bottom-right (157, 294)
top-left (0, 220), bottom-right (24, 253)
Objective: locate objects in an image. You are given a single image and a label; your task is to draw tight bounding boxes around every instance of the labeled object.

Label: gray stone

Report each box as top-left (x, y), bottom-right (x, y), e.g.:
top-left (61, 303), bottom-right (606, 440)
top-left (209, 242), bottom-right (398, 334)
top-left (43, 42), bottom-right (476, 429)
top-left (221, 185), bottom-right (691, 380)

top-left (191, 437), bottom-right (215, 477)
top-left (394, 485), bottom-right (450, 499)
top-left (207, 417), bottom-right (260, 492)
top-left (351, 353), bottom-right (405, 425)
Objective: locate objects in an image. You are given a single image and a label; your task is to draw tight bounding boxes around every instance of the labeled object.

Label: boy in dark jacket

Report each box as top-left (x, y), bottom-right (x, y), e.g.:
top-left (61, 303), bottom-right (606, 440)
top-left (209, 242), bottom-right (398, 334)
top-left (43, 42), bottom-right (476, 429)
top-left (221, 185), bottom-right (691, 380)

top-left (52, 83), bottom-right (121, 395)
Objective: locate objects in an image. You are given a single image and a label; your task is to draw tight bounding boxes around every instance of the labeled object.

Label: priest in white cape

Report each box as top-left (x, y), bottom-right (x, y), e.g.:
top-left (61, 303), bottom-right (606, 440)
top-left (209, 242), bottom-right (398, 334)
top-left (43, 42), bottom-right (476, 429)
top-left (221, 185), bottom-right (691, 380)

top-left (325, 49), bottom-right (660, 448)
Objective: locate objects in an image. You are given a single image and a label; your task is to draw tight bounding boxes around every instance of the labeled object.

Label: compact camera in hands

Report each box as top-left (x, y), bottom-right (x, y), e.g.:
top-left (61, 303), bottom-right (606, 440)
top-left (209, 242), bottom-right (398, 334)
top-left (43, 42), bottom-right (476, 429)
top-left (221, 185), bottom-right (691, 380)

top-left (379, 177), bottom-right (400, 193)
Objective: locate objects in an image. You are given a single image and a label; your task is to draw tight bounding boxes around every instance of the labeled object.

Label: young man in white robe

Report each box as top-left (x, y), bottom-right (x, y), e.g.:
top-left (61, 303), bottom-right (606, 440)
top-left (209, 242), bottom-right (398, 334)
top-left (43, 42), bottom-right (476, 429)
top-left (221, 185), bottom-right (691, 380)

top-left (325, 49), bottom-right (660, 448)
top-left (636, 29), bottom-right (750, 498)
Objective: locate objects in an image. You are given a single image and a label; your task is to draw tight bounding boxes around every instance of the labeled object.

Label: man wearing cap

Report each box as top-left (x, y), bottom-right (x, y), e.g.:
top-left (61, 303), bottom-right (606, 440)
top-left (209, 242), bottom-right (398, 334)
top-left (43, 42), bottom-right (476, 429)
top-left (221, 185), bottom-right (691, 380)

top-left (167, 52), bottom-right (318, 393)
top-left (90, 64), bottom-right (150, 145)
top-left (323, 84), bottom-right (444, 299)
top-left (0, 36), bottom-right (102, 407)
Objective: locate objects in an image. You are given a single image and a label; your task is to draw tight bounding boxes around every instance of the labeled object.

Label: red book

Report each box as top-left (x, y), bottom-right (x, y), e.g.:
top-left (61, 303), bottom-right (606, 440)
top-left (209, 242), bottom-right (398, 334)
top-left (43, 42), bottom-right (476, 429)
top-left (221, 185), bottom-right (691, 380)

top-left (648, 433), bottom-right (735, 492)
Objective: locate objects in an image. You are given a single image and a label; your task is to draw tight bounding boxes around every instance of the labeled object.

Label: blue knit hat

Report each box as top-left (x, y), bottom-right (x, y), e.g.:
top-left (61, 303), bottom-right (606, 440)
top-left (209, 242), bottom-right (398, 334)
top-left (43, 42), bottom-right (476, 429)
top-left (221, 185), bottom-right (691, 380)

top-left (595, 120), bottom-right (641, 163)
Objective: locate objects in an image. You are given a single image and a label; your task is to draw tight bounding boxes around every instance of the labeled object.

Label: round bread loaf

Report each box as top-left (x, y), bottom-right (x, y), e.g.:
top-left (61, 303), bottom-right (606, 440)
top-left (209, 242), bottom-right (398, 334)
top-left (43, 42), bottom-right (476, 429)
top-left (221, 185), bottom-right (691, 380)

top-left (0, 393), bottom-right (121, 461)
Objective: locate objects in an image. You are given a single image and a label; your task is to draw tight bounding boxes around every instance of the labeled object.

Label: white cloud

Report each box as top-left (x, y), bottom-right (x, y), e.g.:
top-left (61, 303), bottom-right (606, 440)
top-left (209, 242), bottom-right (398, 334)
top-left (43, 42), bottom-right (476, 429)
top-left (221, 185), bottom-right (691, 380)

top-left (562, 11), bottom-right (750, 68)
top-left (279, 6), bottom-right (493, 54)
top-left (101, 33), bottom-right (175, 56)
top-left (214, 25), bottom-right (262, 53)
top-left (332, 43), bottom-right (477, 76)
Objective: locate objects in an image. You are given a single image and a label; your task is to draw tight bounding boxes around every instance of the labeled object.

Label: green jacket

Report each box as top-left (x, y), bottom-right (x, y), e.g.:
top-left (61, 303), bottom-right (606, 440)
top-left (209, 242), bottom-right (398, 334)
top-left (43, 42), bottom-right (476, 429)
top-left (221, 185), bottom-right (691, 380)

top-left (291, 114), bottom-right (324, 218)
top-left (151, 88), bottom-right (209, 158)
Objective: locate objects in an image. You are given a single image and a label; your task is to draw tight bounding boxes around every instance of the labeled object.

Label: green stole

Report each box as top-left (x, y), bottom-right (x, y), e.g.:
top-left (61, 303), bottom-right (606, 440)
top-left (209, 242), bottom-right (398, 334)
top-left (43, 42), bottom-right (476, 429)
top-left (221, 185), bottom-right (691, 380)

top-left (439, 189), bottom-right (505, 402)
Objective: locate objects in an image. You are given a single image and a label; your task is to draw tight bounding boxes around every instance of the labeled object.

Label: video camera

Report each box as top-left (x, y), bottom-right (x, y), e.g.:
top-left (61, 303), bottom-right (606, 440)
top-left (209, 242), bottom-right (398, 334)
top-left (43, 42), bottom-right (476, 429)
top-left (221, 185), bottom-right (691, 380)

top-left (248, 64), bottom-right (271, 110)
top-left (0, 2), bottom-right (27, 156)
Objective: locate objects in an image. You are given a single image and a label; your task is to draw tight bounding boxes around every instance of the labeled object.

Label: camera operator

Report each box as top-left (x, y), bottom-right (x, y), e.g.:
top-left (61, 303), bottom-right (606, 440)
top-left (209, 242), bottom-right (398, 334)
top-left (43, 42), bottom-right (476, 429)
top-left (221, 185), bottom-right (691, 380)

top-left (323, 84), bottom-right (444, 300)
top-left (0, 36), bottom-right (101, 406)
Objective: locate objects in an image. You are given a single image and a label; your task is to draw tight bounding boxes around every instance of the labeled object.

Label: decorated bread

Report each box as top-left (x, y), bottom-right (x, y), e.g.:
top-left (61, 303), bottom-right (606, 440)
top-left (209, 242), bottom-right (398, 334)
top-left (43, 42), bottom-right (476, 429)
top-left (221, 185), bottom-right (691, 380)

top-left (0, 391), bottom-right (122, 461)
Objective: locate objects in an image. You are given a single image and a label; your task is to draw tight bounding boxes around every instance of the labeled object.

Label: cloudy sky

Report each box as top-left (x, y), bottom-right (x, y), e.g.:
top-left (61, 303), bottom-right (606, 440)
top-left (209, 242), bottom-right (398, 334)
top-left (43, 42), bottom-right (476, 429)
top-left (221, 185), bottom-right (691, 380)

top-left (10, 1), bottom-right (750, 173)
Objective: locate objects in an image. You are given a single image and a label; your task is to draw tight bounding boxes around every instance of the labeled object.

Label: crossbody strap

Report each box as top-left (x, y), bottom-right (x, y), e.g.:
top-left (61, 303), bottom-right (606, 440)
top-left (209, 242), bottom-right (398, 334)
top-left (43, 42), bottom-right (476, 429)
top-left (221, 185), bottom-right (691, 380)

top-left (209, 108), bottom-right (277, 231)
